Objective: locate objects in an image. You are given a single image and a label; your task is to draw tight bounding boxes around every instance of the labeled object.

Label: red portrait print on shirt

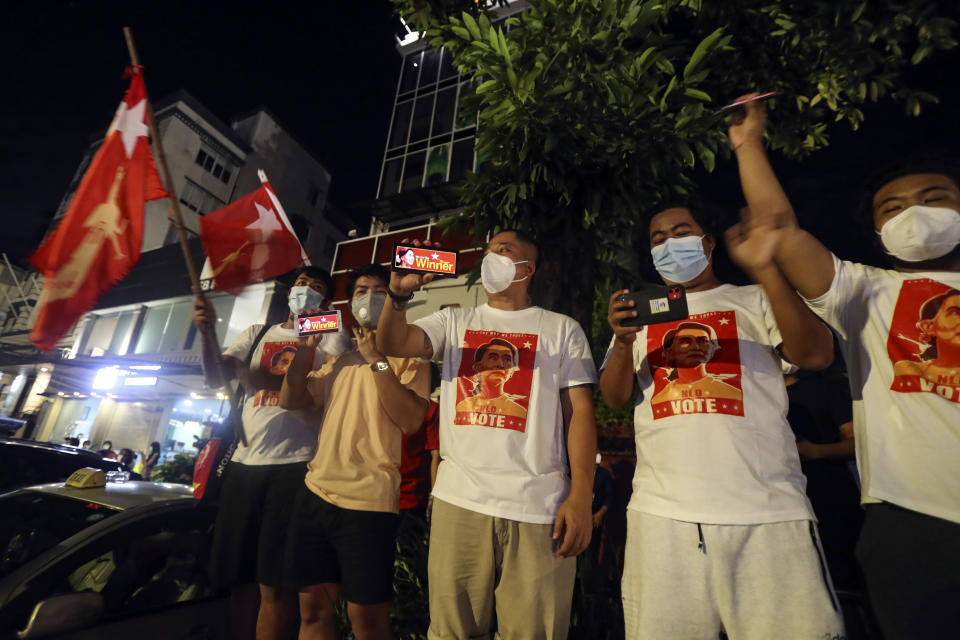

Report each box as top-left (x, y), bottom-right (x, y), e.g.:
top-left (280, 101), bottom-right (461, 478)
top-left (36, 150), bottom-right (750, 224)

top-left (887, 279), bottom-right (960, 403)
top-left (646, 310), bottom-right (744, 419)
top-left (454, 330), bottom-right (537, 432)
top-left (252, 340), bottom-right (310, 407)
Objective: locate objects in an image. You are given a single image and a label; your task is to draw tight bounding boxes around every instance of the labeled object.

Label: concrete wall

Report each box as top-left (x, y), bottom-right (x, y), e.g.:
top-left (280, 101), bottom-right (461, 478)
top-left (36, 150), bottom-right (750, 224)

top-left (232, 111), bottom-right (341, 269)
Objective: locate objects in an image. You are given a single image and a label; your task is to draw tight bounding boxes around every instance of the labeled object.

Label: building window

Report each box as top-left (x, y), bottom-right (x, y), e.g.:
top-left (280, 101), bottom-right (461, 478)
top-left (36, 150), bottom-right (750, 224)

top-left (410, 95), bottom-right (434, 143)
top-left (389, 100), bottom-right (413, 149)
top-left (399, 52), bottom-right (422, 95)
top-left (432, 87), bottom-right (456, 137)
top-left (402, 151), bottom-right (426, 192)
top-left (380, 158), bottom-right (403, 197)
top-left (179, 179), bottom-right (225, 215)
top-left (425, 144), bottom-right (450, 187)
top-left (195, 146), bottom-right (232, 184)
top-left (418, 49), bottom-right (441, 88)
top-left (450, 139), bottom-right (476, 182)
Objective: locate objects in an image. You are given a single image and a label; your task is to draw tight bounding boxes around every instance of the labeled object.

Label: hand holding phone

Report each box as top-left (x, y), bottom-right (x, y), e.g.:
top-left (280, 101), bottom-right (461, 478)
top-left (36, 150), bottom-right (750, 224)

top-left (714, 91), bottom-right (777, 117)
top-left (616, 285), bottom-right (689, 327)
top-left (297, 311), bottom-right (343, 337)
top-left (393, 243), bottom-right (459, 277)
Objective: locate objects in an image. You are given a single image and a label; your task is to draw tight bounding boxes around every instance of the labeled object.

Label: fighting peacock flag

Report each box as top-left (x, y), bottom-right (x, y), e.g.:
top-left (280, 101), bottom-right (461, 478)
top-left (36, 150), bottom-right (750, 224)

top-left (198, 170), bottom-right (309, 293)
top-left (29, 70), bottom-right (168, 351)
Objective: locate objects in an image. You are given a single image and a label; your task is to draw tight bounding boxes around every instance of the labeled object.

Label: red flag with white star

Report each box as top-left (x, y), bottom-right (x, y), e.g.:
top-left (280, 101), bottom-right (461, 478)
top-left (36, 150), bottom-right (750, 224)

top-left (29, 71), bottom-right (168, 351)
top-left (198, 172), bottom-right (308, 293)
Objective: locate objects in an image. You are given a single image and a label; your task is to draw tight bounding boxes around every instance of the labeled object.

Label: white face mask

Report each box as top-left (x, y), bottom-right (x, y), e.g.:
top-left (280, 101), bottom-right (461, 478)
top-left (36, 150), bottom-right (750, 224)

top-left (481, 252), bottom-right (529, 294)
top-left (288, 285), bottom-right (325, 315)
top-left (351, 292), bottom-right (386, 328)
top-left (651, 235), bottom-right (710, 283)
top-left (878, 205), bottom-right (960, 262)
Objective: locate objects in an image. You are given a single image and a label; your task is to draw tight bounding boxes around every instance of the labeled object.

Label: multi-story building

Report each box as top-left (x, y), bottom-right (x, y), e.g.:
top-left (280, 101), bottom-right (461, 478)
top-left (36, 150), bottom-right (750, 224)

top-left (330, 5), bottom-right (527, 318)
top-left (0, 90), bottom-right (354, 460)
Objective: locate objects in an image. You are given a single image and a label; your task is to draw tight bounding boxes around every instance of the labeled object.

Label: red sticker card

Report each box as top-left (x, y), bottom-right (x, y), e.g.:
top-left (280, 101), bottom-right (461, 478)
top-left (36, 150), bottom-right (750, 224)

top-left (297, 311), bottom-right (342, 336)
top-left (886, 279), bottom-right (960, 402)
top-left (393, 244), bottom-right (459, 276)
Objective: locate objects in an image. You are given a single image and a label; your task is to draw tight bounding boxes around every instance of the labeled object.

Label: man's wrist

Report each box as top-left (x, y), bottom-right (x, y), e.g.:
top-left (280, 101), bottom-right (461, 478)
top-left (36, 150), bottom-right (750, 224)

top-left (388, 286), bottom-right (414, 301)
top-left (744, 263), bottom-right (779, 281)
top-left (567, 485), bottom-right (593, 503)
top-left (613, 332), bottom-right (636, 346)
top-left (734, 137), bottom-right (765, 154)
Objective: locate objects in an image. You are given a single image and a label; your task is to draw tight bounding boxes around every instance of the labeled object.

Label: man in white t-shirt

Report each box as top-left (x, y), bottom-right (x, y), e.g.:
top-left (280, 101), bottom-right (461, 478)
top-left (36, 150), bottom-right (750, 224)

top-left (193, 265), bottom-right (346, 640)
top-left (377, 230), bottom-right (599, 640)
top-left (731, 93), bottom-right (960, 640)
top-left (599, 194), bottom-right (844, 636)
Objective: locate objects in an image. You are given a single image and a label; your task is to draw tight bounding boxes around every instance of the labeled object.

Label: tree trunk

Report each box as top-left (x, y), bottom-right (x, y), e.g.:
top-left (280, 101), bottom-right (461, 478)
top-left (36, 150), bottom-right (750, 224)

top-left (531, 210), bottom-right (595, 342)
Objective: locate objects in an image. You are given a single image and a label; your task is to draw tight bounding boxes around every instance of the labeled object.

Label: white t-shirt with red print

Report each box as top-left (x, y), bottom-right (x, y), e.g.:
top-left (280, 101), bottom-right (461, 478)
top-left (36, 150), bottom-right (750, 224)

top-left (223, 324), bottom-right (325, 466)
top-left (415, 304), bottom-right (598, 524)
top-left (804, 255), bottom-right (960, 524)
top-left (603, 283), bottom-right (814, 525)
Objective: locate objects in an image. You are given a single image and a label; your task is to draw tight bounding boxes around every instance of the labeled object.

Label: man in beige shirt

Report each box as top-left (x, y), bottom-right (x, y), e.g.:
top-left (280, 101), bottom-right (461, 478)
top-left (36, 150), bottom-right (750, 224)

top-left (280, 264), bottom-right (430, 640)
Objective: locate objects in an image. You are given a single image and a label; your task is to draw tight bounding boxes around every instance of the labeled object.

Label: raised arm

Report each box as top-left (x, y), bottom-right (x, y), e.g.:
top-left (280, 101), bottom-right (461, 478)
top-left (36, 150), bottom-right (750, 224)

top-left (356, 327), bottom-right (428, 435)
top-left (598, 290), bottom-right (640, 408)
top-left (376, 239), bottom-right (437, 359)
top-left (279, 329), bottom-right (324, 412)
top-left (727, 227), bottom-right (834, 371)
top-left (554, 385), bottom-right (597, 558)
top-left (193, 294), bottom-right (233, 389)
top-left (730, 94), bottom-right (836, 299)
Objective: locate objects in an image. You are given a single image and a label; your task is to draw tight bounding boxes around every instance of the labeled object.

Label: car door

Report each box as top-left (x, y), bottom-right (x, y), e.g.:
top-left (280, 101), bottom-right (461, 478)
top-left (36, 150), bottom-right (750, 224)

top-left (2, 501), bottom-right (228, 640)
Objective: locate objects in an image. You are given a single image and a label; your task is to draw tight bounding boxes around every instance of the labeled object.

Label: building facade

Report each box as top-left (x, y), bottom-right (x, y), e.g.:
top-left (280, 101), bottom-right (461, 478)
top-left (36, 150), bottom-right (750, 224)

top-left (1, 90), bottom-right (352, 463)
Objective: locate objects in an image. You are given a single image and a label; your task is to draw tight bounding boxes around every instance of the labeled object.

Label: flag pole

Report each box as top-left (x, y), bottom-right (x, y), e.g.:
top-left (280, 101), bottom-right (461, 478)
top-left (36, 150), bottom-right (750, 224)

top-left (122, 26), bottom-right (248, 446)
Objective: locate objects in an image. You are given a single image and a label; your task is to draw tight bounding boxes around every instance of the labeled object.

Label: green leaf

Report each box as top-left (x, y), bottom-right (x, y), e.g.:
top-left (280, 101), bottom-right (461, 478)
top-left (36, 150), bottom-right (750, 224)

top-left (683, 87), bottom-right (711, 102)
top-left (462, 12), bottom-right (481, 41)
top-left (683, 26), bottom-right (725, 82)
top-left (476, 80), bottom-right (498, 94)
top-left (677, 140), bottom-right (695, 167)
top-left (488, 26), bottom-right (501, 54)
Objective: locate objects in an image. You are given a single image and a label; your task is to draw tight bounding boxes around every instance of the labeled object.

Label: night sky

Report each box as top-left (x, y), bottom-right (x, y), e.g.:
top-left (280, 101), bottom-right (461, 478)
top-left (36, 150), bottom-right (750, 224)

top-left (1, 0), bottom-right (401, 263)
top-left (2, 1), bottom-right (959, 270)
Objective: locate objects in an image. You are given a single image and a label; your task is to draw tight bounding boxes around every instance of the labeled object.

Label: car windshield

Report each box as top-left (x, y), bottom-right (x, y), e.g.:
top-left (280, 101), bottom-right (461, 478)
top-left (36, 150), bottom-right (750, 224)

top-left (0, 492), bottom-right (120, 578)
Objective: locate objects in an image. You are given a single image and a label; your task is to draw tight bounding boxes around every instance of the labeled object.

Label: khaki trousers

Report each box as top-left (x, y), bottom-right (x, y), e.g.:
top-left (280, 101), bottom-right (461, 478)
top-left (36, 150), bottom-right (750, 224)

top-left (427, 499), bottom-right (576, 640)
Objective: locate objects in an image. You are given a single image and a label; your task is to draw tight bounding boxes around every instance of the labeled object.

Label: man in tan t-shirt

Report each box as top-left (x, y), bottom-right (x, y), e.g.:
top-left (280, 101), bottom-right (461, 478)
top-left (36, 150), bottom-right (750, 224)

top-left (279, 263), bottom-right (430, 640)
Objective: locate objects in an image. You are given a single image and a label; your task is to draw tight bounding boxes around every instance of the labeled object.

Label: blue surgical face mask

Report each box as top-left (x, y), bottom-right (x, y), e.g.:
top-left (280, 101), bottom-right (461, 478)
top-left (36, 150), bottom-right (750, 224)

top-left (288, 285), bottom-right (325, 315)
top-left (650, 236), bottom-right (710, 283)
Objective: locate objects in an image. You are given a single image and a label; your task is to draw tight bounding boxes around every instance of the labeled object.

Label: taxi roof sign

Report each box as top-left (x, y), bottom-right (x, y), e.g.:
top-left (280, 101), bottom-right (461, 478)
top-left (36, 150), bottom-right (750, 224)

top-left (65, 468), bottom-right (107, 489)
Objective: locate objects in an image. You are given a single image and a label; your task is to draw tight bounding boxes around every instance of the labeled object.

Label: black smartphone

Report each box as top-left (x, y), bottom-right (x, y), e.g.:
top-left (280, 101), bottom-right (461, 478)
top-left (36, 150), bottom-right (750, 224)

top-left (297, 311), bottom-right (342, 336)
top-left (393, 243), bottom-right (459, 276)
top-left (617, 285), bottom-right (689, 327)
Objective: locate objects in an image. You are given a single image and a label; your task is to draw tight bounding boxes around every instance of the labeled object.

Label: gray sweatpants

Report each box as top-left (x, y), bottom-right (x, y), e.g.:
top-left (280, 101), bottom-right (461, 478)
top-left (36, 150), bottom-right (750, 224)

top-left (622, 511), bottom-right (845, 640)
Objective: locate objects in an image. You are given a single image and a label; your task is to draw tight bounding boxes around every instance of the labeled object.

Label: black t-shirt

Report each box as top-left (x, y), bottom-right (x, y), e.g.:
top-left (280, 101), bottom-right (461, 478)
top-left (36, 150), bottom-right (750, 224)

top-left (786, 373), bottom-right (859, 507)
top-left (592, 466), bottom-right (613, 514)
top-left (786, 373), bottom-right (852, 445)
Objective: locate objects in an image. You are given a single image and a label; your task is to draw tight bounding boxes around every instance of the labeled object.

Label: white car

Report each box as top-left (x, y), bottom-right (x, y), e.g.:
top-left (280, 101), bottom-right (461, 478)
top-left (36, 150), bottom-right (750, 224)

top-left (0, 481), bottom-right (227, 639)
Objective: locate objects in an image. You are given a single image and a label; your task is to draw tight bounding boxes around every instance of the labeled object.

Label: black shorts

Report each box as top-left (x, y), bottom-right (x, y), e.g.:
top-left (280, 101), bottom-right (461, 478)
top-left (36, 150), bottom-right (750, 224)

top-left (208, 461), bottom-right (307, 589)
top-left (284, 483), bottom-right (399, 604)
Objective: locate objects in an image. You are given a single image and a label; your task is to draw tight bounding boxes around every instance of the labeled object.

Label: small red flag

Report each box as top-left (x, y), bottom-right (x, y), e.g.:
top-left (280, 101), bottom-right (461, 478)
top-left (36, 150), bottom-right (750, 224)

top-left (199, 174), bottom-right (308, 292)
top-left (29, 72), bottom-right (168, 351)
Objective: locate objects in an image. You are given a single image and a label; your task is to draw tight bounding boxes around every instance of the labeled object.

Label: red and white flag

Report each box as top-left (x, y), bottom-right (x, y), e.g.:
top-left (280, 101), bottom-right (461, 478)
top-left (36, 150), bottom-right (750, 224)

top-left (29, 71), bottom-right (168, 351)
top-left (199, 171), bottom-right (309, 293)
